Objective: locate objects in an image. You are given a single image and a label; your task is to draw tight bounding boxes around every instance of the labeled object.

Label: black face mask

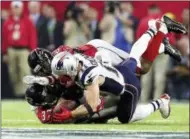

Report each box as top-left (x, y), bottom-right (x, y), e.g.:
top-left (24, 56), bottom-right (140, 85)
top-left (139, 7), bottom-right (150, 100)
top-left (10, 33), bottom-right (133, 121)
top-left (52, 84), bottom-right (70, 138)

top-left (38, 50), bottom-right (52, 73)
top-left (25, 84), bottom-right (58, 109)
top-left (29, 48), bottom-right (53, 76)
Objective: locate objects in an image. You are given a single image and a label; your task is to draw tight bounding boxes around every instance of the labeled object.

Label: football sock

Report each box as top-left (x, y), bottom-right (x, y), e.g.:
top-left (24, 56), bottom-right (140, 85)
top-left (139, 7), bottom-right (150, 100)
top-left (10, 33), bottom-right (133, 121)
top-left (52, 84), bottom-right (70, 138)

top-left (129, 28), bottom-right (155, 61)
top-left (130, 99), bottom-right (162, 122)
top-left (141, 22), bottom-right (168, 62)
top-left (142, 31), bottom-right (165, 62)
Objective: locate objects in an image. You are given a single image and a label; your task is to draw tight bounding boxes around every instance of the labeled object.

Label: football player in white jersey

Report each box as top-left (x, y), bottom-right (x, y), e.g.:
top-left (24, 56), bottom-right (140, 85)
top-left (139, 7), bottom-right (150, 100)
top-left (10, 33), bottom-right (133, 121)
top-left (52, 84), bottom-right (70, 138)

top-left (48, 17), bottom-right (187, 123)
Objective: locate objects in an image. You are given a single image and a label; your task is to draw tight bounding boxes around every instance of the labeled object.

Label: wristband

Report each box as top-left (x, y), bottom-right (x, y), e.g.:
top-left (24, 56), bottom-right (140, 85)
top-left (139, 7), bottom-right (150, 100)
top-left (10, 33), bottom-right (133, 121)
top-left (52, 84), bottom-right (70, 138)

top-left (84, 103), bottom-right (94, 117)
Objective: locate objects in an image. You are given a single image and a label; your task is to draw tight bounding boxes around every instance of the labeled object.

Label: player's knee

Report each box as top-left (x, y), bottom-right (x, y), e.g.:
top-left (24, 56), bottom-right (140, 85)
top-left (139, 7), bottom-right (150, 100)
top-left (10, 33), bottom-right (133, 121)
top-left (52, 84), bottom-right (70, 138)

top-left (118, 114), bottom-right (131, 124)
top-left (125, 85), bottom-right (140, 99)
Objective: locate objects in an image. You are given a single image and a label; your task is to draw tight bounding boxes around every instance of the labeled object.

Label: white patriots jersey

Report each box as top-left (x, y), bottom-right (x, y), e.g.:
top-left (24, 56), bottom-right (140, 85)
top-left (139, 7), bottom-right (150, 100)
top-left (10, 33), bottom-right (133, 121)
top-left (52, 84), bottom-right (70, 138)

top-left (74, 54), bottom-right (125, 95)
top-left (87, 39), bottom-right (141, 68)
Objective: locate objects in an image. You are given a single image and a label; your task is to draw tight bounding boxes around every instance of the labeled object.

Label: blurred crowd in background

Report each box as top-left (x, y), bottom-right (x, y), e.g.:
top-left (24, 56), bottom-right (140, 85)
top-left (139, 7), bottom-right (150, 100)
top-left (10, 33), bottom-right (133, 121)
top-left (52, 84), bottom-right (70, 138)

top-left (1, 1), bottom-right (189, 102)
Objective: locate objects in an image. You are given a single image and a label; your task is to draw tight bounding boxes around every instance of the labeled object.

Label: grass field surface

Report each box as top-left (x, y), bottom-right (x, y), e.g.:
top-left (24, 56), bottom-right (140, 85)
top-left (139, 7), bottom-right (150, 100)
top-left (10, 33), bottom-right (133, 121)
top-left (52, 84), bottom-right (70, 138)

top-left (2, 100), bottom-right (189, 132)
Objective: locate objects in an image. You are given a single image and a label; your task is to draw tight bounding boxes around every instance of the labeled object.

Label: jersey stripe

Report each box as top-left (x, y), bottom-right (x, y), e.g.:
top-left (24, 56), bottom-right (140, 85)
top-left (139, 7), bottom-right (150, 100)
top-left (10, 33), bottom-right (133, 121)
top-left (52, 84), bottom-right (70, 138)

top-left (100, 77), bottom-right (124, 96)
top-left (81, 66), bottom-right (96, 85)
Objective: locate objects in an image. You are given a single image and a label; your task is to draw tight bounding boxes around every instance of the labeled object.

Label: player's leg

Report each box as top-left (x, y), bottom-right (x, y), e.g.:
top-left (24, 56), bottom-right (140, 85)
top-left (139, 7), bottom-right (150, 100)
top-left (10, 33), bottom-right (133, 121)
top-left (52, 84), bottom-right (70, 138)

top-left (115, 20), bottom-right (166, 123)
top-left (129, 21), bottom-right (157, 65)
top-left (140, 15), bottom-right (187, 74)
top-left (141, 25), bottom-right (167, 64)
top-left (119, 20), bottom-right (160, 76)
top-left (119, 24), bottom-right (157, 76)
top-left (139, 20), bottom-right (169, 74)
top-left (91, 93), bottom-right (171, 124)
top-left (115, 63), bottom-right (141, 123)
top-left (130, 94), bottom-right (171, 122)
top-left (117, 83), bottom-right (140, 123)
top-left (140, 33), bottom-right (166, 74)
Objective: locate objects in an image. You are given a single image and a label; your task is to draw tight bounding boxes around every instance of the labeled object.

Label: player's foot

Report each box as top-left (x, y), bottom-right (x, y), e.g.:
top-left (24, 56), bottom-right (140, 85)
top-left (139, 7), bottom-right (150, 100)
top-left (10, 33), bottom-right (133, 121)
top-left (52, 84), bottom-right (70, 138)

top-left (159, 94), bottom-right (171, 119)
top-left (162, 15), bottom-right (187, 34)
top-left (163, 38), bottom-right (182, 62)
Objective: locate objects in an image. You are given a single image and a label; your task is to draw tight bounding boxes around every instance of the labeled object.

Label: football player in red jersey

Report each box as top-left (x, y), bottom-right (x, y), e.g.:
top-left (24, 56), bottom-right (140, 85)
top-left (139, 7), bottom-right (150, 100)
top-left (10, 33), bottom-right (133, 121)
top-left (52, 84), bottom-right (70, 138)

top-left (25, 83), bottom-right (116, 124)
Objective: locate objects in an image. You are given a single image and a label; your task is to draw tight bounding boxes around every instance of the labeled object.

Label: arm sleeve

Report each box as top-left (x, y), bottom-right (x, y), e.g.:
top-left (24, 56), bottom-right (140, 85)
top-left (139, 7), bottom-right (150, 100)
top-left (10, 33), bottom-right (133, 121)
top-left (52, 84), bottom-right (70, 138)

top-left (81, 67), bottom-right (100, 87)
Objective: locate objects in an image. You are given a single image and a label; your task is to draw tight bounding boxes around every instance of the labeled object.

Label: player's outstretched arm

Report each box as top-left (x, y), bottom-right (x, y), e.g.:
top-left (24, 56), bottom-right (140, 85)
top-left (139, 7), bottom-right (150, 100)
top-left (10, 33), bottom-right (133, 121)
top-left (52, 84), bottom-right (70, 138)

top-left (23, 75), bottom-right (57, 86)
top-left (49, 78), bottom-right (101, 121)
top-left (71, 78), bottom-right (100, 118)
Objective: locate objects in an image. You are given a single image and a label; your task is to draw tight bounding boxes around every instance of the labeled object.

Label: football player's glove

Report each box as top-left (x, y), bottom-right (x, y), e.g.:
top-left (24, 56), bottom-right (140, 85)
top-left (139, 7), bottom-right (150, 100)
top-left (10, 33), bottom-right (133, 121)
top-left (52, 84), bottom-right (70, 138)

top-left (23, 75), bottom-right (49, 85)
top-left (52, 107), bottom-right (72, 122)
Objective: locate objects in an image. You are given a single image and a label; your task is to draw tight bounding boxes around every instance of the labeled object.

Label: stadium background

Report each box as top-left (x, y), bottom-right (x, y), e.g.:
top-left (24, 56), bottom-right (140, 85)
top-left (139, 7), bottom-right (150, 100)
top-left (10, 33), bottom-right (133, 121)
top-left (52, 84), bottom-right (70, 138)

top-left (1, 1), bottom-right (188, 20)
top-left (1, 1), bottom-right (189, 101)
top-left (1, 1), bottom-right (189, 138)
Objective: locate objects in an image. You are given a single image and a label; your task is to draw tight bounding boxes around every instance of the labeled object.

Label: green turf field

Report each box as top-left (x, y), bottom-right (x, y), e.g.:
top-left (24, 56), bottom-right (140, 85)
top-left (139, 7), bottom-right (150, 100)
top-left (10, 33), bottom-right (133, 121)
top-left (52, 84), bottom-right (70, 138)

top-left (2, 100), bottom-right (189, 132)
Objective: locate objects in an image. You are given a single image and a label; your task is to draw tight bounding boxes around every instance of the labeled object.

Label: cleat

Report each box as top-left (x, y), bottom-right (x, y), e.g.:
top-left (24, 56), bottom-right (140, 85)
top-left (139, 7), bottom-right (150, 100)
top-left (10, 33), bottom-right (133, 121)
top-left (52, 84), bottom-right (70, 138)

top-left (163, 38), bottom-right (182, 62)
top-left (162, 15), bottom-right (187, 34)
top-left (159, 94), bottom-right (171, 119)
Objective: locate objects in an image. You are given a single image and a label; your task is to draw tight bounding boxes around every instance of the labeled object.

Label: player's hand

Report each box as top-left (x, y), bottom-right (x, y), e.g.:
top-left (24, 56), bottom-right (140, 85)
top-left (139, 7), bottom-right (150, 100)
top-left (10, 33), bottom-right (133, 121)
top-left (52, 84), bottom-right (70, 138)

top-left (96, 97), bottom-right (105, 112)
top-left (52, 107), bottom-right (72, 122)
top-left (23, 75), bottom-right (49, 85)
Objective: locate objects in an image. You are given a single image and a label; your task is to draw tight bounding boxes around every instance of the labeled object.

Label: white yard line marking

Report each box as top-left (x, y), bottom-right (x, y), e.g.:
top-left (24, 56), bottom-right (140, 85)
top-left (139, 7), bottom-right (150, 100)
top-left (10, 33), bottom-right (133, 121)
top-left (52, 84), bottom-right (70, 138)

top-left (2, 128), bottom-right (189, 139)
top-left (2, 127), bottom-right (189, 133)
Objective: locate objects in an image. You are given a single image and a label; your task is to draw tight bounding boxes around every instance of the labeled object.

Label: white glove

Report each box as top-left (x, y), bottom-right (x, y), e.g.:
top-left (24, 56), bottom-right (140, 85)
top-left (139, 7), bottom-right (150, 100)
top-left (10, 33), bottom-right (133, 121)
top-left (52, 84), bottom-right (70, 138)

top-left (23, 75), bottom-right (49, 86)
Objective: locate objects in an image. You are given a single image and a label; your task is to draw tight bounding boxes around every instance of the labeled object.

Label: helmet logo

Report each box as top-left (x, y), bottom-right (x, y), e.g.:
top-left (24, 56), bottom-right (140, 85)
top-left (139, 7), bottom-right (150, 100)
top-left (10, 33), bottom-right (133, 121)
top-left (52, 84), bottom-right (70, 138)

top-left (56, 55), bottom-right (67, 70)
top-left (56, 60), bottom-right (63, 70)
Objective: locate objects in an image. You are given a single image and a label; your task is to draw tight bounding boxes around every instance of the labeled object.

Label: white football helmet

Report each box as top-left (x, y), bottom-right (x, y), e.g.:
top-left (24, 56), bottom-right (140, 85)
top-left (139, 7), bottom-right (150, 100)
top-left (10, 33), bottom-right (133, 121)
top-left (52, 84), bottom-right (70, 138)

top-left (51, 52), bottom-right (78, 78)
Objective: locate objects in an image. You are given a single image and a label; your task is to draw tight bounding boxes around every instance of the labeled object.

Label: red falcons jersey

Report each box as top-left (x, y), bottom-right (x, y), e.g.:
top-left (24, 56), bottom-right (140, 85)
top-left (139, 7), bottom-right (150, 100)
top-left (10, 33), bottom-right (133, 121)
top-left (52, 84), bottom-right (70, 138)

top-left (52, 44), bottom-right (98, 57)
top-left (35, 106), bottom-right (54, 123)
top-left (35, 97), bottom-right (105, 124)
top-left (35, 106), bottom-right (71, 124)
